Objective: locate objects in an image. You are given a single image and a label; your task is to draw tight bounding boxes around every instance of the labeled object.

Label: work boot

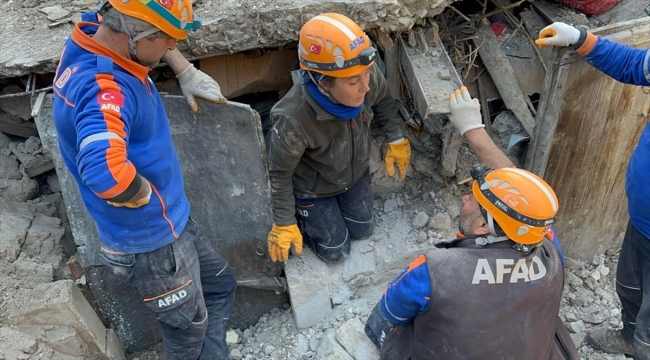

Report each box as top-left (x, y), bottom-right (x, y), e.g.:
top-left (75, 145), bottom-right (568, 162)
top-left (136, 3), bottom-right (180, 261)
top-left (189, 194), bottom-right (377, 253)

top-left (586, 327), bottom-right (634, 355)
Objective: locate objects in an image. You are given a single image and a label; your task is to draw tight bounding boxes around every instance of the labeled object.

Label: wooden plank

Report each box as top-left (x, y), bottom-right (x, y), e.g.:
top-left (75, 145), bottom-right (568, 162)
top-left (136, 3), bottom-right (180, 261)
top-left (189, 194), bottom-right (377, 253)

top-left (475, 24), bottom-right (536, 136)
top-left (200, 49), bottom-right (298, 99)
top-left (530, 16), bottom-right (650, 260)
top-left (371, 29), bottom-right (401, 101)
top-left (440, 123), bottom-right (464, 177)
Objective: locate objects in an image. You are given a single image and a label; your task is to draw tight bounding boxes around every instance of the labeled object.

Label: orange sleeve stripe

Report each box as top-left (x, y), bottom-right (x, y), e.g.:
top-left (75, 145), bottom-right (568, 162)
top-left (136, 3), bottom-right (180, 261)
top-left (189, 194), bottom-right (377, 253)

top-left (152, 185), bottom-right (179, 238)
top-left (394, 254), bottom-right (427, 285)
top-left (95, 74), bottom-right (126, 138)
top-left (95, 138), bottom-right (136, 199)
top-left (53, 87), bottom-right (75, 108)
top-left (577, 32), bottom-right (598, 56)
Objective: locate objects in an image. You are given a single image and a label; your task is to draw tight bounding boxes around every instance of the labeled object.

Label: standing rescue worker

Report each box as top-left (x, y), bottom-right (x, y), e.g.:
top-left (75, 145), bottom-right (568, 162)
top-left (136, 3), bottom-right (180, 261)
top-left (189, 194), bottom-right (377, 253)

top-left (536, 22), bottom-right (650, 359)
top-left (364, 87), bottom-right (578, 360)
top-left (266, 13), bottom-right (411, 263)
top-left (52, 1), bottom-right (236, 358)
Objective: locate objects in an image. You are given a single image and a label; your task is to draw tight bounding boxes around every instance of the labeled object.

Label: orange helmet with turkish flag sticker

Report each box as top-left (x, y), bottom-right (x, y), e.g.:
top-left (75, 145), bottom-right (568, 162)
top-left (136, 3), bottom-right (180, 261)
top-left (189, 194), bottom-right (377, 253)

top-left (471, 165), bottom-right (559, 245)
top-left (107, 0), bottom-right (201, 40)
top-left (298, 13), bottom-right (377, 78)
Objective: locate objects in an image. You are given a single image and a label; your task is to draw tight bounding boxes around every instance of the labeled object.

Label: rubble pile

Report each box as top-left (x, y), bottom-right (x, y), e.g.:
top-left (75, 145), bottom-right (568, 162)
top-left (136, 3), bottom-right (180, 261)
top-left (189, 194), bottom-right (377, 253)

top-left (0, 130), bottom-right (122, 358)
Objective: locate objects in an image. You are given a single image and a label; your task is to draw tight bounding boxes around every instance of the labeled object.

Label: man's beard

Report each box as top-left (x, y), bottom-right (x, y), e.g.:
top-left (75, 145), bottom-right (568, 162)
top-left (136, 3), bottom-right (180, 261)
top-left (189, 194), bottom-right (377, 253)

top-left (459, 208), bottom-right (483, 235)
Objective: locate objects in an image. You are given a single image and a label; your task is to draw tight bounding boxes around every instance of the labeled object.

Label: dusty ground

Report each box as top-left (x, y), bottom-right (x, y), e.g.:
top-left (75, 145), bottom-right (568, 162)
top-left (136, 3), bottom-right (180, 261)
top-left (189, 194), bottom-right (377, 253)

top-left (126, 160), bottom-right (625, 360)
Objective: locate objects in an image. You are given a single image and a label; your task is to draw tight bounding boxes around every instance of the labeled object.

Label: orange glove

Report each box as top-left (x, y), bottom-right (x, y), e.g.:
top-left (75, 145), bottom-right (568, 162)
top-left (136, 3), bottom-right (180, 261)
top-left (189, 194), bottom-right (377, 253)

top-left (385, 138), bottom-right (411, 181)
top-left (267, 223), bottom-right (303, 262)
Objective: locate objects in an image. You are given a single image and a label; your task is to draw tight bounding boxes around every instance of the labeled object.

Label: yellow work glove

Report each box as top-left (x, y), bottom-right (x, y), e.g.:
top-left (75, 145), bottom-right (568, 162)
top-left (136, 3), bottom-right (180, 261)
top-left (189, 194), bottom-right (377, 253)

top-left (107, 178), bottom-right (152, 209)
top-left (385, 137), bottom-right (411, 181)
top-left (267, 223), bottom-right (303, 262)
top-left (535, 22), bottom-right (580, 49)
top-left (176, 64), bottom-right (227, 112)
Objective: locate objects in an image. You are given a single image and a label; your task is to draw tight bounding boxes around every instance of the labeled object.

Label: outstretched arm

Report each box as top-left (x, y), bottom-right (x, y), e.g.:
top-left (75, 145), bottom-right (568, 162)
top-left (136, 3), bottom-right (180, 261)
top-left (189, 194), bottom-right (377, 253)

top-left (448, 87), bottom-right (513, 169)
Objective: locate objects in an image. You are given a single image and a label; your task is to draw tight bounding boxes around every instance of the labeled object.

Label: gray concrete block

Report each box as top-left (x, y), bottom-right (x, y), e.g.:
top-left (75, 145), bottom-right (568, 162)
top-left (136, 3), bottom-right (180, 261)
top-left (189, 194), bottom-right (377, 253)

top-left (105, 329), bottom-right (126, 360)
top-left (0, 201), bottom-right (33, 262)
top-left (2, 280), bottom-right (112, 357)
top-left (286, 249), bottom-right (332, 328)
top-left (336, 318), bottom-right (380, 360)
top-left (316, 329), bottom-right (354, 360)
top-left (340, 240), bottom-right (376, 282)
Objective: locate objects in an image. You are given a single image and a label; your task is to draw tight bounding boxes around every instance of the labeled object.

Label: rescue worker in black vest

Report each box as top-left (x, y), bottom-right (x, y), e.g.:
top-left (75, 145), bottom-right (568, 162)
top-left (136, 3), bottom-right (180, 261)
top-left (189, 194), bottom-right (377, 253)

top-left (364, 87), bottom-right (579, 359)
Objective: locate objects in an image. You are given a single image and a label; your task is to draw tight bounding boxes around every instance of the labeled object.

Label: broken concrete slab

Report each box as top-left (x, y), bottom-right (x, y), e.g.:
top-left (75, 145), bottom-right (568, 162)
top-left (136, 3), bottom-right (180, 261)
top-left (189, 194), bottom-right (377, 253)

top-left (0, 85), bottom-right (32, 120)
top-left (0, 109), bottom-right (38, 138)
top-left (285, 248), bottom-right (333, 329)
top-left (35, 94), bottom-right (286, 352)
top-left (0, 0), bottom-right (455, 78)
top-left (316, 329), bottom-right (354, 360)
top-left (9, 137), bottom-right (55, 178)
top-left (0, 201), bottom-right (34, 262)
top-left (0, 152), bottom-right (21, 179)
top-left (398, 32), bottom-right (462, 118)
top-left (0, 175), bottom-right (39, 202)
top-left (336, 318), bottom-right (380, 360)
top-left (1, 280), bottom-right (125, 359)
top-left (40, 5), bottom-right (70, 22)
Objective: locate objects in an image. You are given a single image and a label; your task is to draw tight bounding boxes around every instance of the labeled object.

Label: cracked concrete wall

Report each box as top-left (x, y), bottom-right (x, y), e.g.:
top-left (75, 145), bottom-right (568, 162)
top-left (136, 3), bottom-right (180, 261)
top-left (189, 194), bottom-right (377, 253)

top-left (0, 0), bottom-right (454, 78)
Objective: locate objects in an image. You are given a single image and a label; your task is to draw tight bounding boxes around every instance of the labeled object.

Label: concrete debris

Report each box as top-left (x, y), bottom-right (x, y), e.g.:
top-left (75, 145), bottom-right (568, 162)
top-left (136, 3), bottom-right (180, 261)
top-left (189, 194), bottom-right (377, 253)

top-left (428, 212), bottom-right (452, 239)
top-left (0, 0), bottom-right (456, 78)
top-left (317, 329), bottom-right (354, 360)
top-left (336, 318), bottom-right (380, 360)
top-left (412, 211), bottom-right (429, 228)
top-left (39, 5), bottom-right (70, 22)
top-left (0, 85), bottom-right (32, 120)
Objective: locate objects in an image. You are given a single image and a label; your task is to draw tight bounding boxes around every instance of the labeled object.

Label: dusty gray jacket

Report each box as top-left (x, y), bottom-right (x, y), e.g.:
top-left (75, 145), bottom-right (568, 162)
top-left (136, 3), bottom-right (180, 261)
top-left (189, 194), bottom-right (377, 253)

top-left (267, 64), bottom-right (404, 225)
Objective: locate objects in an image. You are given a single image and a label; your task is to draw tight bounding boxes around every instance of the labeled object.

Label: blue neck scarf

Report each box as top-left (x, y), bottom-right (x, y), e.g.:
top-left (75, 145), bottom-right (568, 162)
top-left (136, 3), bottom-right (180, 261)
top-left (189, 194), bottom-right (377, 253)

top-left (303, 71), bottom-right (364, 120)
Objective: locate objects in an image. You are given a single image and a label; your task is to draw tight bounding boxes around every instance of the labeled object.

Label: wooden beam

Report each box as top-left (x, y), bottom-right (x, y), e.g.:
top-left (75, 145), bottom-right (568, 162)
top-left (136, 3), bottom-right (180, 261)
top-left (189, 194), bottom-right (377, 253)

top-left (475, 23), bottom-right (536, 136)
top-left (371, 29), bottom-right (401, 101)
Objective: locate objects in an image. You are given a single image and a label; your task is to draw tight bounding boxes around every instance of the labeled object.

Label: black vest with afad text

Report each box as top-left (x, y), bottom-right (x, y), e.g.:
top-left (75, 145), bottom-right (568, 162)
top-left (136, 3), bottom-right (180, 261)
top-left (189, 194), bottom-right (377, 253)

top-left (381, 237), bottom-right (564, 360)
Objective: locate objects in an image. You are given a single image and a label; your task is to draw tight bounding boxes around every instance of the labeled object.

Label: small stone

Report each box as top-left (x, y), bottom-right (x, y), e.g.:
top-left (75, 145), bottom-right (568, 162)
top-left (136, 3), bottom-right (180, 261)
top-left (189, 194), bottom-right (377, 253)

top-left (417, 232), bottom-right (427, 243)
top-left (243, 329), bottom-right (252, 341)
top-left (231, 349), bottom-right (243, 360)
top-left (384, 199), bottom-right (398, 212)
top-left (226, 330), bottom-right (240, 344)
top-left (567, 320), bottom-right (585, 334)
top-left (584, 278), bottom-right (598, 290)
top-left (565, 312), bottom-right (578, 322)
top-left (611, 308), bottom-right (621, 317)
top-left (437, 69), bottom-right (451, 80)
top-left (564, 257), bottom-right (583, 271)
top-left (40, 5), bottom-right (70, 21)
top-left (264, 345), bottom-right (275, 355)
top-left (598, 264), bottom-right (610, 277)
top-left (413, 212), bottom-right (429, 229)
top-left (590, 270), bottom-right (602, 282)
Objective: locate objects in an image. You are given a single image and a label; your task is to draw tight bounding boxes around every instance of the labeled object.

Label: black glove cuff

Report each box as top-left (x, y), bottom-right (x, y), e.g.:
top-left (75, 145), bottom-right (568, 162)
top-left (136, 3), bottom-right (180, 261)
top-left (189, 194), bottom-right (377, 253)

top-left (107, 174), bottom-right (143, 203)
top-left (571, 28), bottom-right (588, 50)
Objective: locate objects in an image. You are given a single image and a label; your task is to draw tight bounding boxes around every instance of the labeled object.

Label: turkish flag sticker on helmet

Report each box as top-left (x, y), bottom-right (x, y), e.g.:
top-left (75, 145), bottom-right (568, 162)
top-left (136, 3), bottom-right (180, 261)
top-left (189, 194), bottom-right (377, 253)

top-left (310, 44), bottom-right (322, 55)
top-left (158, 0), bottom-right (175, 10)
top-left (98, 90), bottom-right (125, 107)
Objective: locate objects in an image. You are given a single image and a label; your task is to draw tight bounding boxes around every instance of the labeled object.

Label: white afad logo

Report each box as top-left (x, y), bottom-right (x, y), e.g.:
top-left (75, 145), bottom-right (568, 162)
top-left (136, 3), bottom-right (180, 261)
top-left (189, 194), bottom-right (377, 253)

top-left (471, 256), bottom-right (547, 284)
top-left (157, 289), bottom-right (188, 308)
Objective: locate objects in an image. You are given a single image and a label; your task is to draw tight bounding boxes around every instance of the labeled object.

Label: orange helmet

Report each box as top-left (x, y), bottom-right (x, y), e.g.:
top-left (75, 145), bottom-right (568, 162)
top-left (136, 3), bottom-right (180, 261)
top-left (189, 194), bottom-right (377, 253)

top-left (298, 13), bottom-right (377, 78)
top-left (471, 165), bottom-right (559, 245)
top-left (107, 0), bottom-right (201, 40)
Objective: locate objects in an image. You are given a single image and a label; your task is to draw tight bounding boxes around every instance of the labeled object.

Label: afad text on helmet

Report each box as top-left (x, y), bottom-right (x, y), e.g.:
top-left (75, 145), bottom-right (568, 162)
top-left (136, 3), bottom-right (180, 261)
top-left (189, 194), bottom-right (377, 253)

top-left (349, 36), bottom-right (366, 51)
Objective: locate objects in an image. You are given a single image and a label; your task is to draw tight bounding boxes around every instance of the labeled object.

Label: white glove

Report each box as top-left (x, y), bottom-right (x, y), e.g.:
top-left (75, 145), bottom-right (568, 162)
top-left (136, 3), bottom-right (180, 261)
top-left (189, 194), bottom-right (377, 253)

top-left (176, 64), bottom-right (227, 112)
top-left (448, 86), bottom-right (484, 136)
top-left (535, 22), bottom-right (581, 49)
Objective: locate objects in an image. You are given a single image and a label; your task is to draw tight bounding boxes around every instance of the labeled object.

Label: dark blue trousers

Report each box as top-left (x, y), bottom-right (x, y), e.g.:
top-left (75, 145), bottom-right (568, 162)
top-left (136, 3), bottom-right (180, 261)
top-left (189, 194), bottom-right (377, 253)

top-left (295, 171), bottom-right (374, 263)
top-left (100, 217), bottom-right (237, 360)
top-left (617, 220), bottom-right (650, 359)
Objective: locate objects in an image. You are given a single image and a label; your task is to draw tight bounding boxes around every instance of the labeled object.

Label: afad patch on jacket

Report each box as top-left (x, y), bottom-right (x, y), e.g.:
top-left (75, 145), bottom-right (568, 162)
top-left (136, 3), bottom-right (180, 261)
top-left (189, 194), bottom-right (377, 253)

top-left (98, 89), bottom-right (124, 113)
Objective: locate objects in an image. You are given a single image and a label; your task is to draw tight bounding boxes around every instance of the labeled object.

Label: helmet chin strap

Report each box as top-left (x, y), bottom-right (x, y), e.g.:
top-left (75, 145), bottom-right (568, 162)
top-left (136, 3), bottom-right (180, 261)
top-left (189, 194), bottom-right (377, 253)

top-left (474, 213), bottom-right (510, 246)
top-left (116, 11), bottom-right (161, 63)
top-left (306, 71), bottom-right (336, 101)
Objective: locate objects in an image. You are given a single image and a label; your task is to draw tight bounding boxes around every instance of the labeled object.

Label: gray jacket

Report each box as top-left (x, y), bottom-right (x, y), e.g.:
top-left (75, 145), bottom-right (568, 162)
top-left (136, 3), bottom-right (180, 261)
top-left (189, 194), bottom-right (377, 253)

top-left (267, 64), bottom-right (404, 225)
